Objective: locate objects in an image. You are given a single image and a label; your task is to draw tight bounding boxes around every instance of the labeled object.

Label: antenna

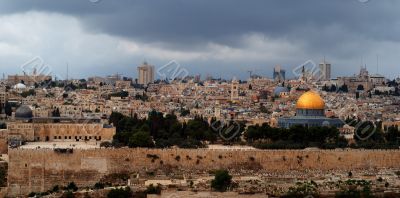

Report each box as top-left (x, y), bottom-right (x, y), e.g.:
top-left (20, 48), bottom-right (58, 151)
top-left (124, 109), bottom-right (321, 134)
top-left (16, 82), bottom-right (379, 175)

top-left (376, 54), bottom-right (379, 74)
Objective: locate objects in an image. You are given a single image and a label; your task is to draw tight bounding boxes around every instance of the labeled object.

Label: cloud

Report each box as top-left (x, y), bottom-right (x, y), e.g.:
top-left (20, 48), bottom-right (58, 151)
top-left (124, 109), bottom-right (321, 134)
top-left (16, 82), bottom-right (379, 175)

top-left (0, 1), bottom-right (399, 79)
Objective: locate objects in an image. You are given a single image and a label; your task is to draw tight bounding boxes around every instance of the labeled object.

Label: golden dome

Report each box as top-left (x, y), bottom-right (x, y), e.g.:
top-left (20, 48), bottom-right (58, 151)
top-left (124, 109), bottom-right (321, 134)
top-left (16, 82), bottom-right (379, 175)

top-left (296, 91), bottom-right (325, 110)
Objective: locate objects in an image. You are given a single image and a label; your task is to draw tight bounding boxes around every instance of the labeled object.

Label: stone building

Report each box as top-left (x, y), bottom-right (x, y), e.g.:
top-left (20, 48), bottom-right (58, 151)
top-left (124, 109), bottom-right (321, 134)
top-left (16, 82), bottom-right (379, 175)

top-left (115, 80), bottom-right (132, 89)
top-left (6, 105), bottom-right (115, 143)
top-left (7, 73), bottom-right (52, 86)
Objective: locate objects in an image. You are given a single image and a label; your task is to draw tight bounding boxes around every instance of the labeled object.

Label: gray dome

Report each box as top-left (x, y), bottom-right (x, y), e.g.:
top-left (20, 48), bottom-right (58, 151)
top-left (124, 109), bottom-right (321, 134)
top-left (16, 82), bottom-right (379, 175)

top-left (15, 105), bottom-right (33, 119)
top-left (273, 86), bottom-right (289, 97)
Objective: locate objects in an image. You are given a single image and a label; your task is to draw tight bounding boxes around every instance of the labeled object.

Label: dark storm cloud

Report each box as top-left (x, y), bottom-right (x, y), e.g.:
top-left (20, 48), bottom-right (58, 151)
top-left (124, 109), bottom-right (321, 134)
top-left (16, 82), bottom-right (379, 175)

top-left (2, 0), bottom-right (399, 45)
top-left (0, 0), bottom-right (399, 78)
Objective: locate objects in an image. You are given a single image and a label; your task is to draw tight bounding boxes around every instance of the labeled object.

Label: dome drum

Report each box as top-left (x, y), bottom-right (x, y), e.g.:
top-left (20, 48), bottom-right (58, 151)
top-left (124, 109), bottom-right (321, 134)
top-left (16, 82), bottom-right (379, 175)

top-left (296, 109), bottom-right (325, 117)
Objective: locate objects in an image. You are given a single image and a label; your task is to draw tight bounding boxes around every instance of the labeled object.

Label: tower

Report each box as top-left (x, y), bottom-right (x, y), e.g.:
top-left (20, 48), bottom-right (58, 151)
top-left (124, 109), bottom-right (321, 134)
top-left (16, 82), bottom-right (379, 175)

top-left (273, 65), bottom-right (286, 82)
top-left (137, 61), bottom-right (155, 85)
top-left (214, 101), bottom-right (221, 119)
top-left (231, 78), bottom-right (239, 102)
top-left (319, 59), bottom-right (331, 81)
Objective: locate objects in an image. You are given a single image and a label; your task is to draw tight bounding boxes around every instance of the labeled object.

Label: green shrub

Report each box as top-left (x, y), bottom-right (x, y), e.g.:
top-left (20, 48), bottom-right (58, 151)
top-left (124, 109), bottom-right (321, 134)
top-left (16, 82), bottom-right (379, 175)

top-left (52, 185), bottom-right (60, 192)
top-left (62, 191), bottom-right (75, 198)
top-left (107, 187), bottom-right (132, 198)
top-left (67, 182), bottom-right (78, 192)
top-left (100, 142), bottom-right (112, 148)
top-left (145, 184), bottom-right (162, 195)
top-left (94, 182), bottom-right (105, 189)
top-left (211, 170), bottom-right (232, 192)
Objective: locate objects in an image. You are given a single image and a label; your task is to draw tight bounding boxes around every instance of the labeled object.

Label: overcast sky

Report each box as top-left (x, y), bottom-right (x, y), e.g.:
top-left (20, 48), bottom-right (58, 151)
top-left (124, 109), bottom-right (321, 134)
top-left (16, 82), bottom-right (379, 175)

top-left (0, 0), bottom-right (399, 80)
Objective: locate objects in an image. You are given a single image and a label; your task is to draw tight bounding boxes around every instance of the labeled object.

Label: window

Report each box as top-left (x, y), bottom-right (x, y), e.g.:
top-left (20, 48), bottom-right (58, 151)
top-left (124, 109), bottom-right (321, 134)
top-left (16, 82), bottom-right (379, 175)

top-left (54, 136), bottom-right (57, 139)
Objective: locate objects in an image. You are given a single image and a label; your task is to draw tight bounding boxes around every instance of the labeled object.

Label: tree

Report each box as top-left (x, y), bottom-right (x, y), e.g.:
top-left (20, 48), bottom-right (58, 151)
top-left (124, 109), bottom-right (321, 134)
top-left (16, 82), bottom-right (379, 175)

top-left (4, 102), bottom-right (12, 116)
top-left (52, 108), bottom-right (61, 123)
top-left (107, 187), bottom-right (132, 198)
top-left (339, 84), bottom-right (348, 92)
top-left (259, 105), bottom-right (269, 113)
top-left (94, 182), bottom-right (105, 189)
top-left (180, 108), bottom-right (190, 116)
top-left (100, 142), bottom-right (112, 148)
top-left (62, 191), bottom-right (75, 198)
top-left (135, 93), bottom-right (148, 101)
top-left (110, 91), bottom-right (129, 98)
top-left (322, 84), bottom-right (329, 92)
top-left (386, 126), bottom-right (400, 143)
top-left (66, 182), bottom-right (78, 192)
top-left (128, 131), bottom-right (154, 148)
top-left (330, 84), bottom-right (337, 92)
top-left (51, 185), bottom-right (60, 193)
top-left (0, 163), bottom-right (7, 187)
top-left (211, 170), bottom-right (232, 192)
top-left (145, 184), bottom-right (161, 194)
top-left (109, 112), bottom-right (125, 129)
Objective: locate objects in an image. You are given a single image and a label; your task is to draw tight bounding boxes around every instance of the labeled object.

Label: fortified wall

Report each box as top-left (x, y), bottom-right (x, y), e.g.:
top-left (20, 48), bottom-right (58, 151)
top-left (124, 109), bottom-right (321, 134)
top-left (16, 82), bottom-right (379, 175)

top-left (8, 148), bottom-right (400, 196)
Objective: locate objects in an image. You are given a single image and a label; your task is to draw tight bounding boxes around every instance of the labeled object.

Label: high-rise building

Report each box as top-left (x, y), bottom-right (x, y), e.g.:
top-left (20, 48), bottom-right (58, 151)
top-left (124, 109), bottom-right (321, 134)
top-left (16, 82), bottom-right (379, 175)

top-left (273, 65), bottom-right (285, 82)
top-left (137, 62), bottom-right (154, 85)
top-left (319, 61), bottom-right (331, 81)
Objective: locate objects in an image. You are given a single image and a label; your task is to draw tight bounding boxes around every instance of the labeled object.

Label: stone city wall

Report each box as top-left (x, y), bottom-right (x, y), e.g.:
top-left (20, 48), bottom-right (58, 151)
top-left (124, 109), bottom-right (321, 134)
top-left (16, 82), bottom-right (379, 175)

top-left (7, 148), bottom-right (400, 196)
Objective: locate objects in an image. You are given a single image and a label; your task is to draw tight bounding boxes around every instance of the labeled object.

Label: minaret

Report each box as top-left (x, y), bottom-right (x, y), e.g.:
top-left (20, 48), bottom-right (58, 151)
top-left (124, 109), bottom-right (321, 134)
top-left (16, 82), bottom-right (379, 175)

top-left (214, 101), bottom-right (221, 119)
top-left (231, 77), bottom-right (239, 102)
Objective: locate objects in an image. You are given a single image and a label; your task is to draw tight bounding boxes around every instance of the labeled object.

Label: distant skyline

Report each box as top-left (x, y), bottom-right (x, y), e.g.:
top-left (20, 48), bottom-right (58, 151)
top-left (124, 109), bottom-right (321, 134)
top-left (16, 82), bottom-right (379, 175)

top-left (0, 0), bottom-right (400, 80)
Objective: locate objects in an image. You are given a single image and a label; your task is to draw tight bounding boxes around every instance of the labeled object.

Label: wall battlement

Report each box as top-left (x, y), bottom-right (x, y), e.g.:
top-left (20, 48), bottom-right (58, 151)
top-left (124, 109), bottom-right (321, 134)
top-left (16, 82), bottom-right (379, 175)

top-left (8, 148), bottom-right (400, 196)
